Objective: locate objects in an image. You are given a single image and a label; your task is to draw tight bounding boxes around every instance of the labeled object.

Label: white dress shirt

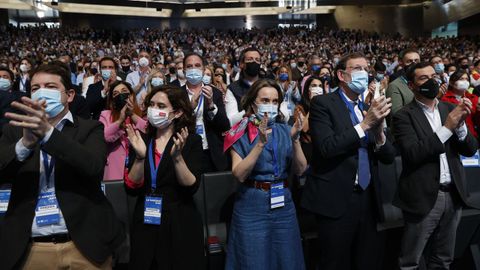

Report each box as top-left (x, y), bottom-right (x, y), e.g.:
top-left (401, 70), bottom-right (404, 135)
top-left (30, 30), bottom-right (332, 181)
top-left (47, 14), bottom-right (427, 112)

top-left (186, 84), bottom-right (218, 150)
top-left (15, 111), bottom-right (74, 237)
top-left (416, 99), bottom-right (468, 184)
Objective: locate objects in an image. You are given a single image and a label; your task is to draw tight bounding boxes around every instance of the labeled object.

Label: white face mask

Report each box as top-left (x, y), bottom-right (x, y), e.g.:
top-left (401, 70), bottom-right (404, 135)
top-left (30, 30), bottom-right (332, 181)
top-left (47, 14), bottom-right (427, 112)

top-left (139, 57), bottom-right (149, 67)
top-left (310, 86), bottom-right (323, 96)
top-left (455, 80), bottom-right (470, 91)
top-left (177, 70), bottom-right (185, 79)
top-left (147, 107), bottom-right (173, 129)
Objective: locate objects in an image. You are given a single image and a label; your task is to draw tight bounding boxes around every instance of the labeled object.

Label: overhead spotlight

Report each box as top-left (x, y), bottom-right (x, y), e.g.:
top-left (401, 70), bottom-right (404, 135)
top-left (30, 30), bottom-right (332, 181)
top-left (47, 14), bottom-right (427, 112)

top-left (51, 2), bottom-right (58, 6)
top-left (36, 10), bottom-right (45, 18)
top-left (195, 8), bottom-right (201, 12)
top-left (286, 6), bottom-right (292, 9)
top-left (156, 8), bottom-right (162, 11)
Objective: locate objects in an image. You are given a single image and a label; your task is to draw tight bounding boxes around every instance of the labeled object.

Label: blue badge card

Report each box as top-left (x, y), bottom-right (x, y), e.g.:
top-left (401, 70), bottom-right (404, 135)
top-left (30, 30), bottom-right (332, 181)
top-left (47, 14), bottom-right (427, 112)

top-left (35, 191), bottom-right (60, 226)
top-left (461, 150), bottom-right (480, 167)
top-left (0, 189), bottom-right (11, 215)
top-left (144, 196), bottom-right (162, 225)
top-left (270, 183), bottom-right (285, 209)
top-left (196, 125), bottom-right (204, 136)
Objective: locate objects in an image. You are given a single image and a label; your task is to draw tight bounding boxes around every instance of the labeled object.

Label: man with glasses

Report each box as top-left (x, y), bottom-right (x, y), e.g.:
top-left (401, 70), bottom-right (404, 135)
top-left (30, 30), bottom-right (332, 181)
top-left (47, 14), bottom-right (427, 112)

top-left (302, 52), bottom-right (395, 270)
top-left (386, 48), bottom-right (421, 120)
top-left (392, 62), bottom-right (477, 269)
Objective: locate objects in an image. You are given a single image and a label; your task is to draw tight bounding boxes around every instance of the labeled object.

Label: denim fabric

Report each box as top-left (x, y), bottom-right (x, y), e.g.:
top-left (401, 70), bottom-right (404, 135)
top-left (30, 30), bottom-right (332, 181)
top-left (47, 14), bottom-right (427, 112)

top-left (232, 123), bottom-right (292, 182)
top-left (225, 185), bottom-right (305, 270)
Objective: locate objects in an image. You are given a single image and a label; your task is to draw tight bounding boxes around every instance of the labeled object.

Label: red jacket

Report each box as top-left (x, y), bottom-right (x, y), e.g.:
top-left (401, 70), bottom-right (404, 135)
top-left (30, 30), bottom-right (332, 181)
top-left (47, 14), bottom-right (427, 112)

top-left (441, 90), bottom-right (480, 138)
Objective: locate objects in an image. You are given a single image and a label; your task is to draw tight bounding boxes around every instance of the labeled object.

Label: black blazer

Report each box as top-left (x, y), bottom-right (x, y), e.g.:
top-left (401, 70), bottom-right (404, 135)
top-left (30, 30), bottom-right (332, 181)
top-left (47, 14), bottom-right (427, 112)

top-left (0, 116), bottom-right (125, 269)
top-left (125, 133), bottom-right (205, 269)
top-left (85, 80), bottom-right (106, 120)
top-left (0, 91), bottom-right (25, 137)
top-left (13, 77), bottom-right (30, 96)
top-left (392, 100), bottom-right (478, 217)
top-left (181, 85), bottom-right (231, 171)
top-left (301, 90), bottom-right (396, 219)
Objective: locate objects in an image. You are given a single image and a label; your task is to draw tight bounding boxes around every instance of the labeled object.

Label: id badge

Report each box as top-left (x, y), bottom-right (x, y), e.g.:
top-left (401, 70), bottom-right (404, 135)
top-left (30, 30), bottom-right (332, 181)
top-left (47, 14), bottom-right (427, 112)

top-left (0, 189), bottom-right (11, 214)
top-left (195, 124), bottom-right (204, 136)
top-left (35, 191), bottom-right (60, 226)
top-left (270, 182), bottom-right (285, 209)
top-left (461, 150), bottom-right (480, 167)
top-left (144, 196), bottom-right (162, 225)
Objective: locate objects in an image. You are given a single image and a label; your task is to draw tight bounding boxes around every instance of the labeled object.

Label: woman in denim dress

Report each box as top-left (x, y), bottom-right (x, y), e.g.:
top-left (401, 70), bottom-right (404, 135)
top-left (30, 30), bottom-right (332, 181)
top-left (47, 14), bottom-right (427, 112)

top-left (224, 79), bottom-right (307, 270)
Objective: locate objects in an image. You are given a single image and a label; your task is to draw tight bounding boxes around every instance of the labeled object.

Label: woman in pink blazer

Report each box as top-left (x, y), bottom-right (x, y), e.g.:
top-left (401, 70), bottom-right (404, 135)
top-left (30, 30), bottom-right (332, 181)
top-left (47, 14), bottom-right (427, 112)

top-left (100, 81), bottom-right (147, 181)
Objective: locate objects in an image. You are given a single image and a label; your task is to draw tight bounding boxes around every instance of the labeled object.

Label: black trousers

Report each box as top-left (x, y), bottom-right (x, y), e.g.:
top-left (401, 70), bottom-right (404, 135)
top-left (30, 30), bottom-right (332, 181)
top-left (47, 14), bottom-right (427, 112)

top-left (315, 186), bottom-right (384, 270)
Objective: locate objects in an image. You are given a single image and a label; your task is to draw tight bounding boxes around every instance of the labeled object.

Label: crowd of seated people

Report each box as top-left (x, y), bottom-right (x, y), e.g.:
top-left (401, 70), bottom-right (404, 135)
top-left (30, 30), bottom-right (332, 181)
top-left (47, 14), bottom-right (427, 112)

top-left (1, 24), bottom-right (480, 270)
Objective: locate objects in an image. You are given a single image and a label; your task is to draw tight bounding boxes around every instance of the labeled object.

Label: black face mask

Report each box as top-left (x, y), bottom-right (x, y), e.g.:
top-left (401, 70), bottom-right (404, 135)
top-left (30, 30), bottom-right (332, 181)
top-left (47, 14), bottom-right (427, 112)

top-left (244, 62), bottom-right (261, 77)
top-left (298, 61), bottom-right (305, 67)
top-left (169, 67), bottom-right (176, 75)
top-left (461, 64), bottom-right (469, 70)
top-left (121, 65), bottom-right (130, 72)
top-left (113, 93), bottom-right (130, 110)
top-left (91, 68), bottom-right (98, 75)
top-left (417, 78), bottom-right (439, 99)
top-left (320, 75), bottom-right (331, 86)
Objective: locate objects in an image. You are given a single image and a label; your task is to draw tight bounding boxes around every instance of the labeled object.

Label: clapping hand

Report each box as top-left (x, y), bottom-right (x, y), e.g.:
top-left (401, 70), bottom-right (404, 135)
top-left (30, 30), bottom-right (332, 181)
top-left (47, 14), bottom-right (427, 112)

top-left (291, 110), bottom-right (305, 141)
top-left (6, 97), bottom-right (52, 148)
top-left (258, 113), bottom-right (268, 145)
top-left (171, 127), bottom-right (189, 159)
top-left (126, 124), bottom-right (146, 159)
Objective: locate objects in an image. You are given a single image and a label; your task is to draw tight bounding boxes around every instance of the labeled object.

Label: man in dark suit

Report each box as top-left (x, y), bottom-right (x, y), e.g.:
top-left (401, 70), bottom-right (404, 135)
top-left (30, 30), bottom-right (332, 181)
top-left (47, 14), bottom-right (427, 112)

top-left (0, 67), bottom-right (25, 136)
top-left (86, 57), bottom-right (119, 120)
top-left (301, 52), bottom-right (395, 270)
top-left (0, 63), bottom-right (124, 270)
top-left (392, 62), bottom-right (478, 269)
top-left (181, 52), bottom-right (230, 172)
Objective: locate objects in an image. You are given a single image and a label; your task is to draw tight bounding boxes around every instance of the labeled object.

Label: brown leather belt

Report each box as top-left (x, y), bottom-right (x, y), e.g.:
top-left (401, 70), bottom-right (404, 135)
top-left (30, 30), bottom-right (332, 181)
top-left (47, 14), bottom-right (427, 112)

top-left (244, 179), bottom-right (288, 191)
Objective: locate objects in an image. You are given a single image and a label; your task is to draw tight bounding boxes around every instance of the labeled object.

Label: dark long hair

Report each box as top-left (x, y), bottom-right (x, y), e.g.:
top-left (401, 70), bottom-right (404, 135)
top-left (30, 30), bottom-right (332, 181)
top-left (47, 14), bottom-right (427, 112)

top-left (143, 84), bottom-right (195, 136)
top-left (241, 79), bottom-right (285, 122)
top-left (107, 80), bottom-right (142, 122)
top-left (448, 69), bottom-right (469, 90)
top-left (301, 76), bottom-right (322, 114)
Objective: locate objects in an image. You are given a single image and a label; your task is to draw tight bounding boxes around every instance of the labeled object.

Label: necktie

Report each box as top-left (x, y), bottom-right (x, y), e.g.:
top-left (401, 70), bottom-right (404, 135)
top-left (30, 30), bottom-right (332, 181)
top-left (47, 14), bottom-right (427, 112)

top-left (349, 101), bottom-right (371, 190)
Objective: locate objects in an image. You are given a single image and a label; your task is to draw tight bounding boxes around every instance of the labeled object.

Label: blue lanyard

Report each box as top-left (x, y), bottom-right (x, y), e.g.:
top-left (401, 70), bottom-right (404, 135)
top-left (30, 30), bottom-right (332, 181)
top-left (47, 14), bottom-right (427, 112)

top-left (339, 90), bottom-right (368, 142)
top-left (148, 139), bottom-right (162, 190)
top-left (339, 90), bottom-right (363, 125)
top-left (270, 127), bottom-right (280, 179)
top-left (42, 151), bottom-right (55, 189)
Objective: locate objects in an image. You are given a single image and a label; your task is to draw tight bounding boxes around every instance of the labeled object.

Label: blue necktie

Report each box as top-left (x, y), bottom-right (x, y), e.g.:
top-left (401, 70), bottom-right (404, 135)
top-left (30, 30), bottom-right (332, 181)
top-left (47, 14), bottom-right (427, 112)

top-left (348, 101), bottom-right (371, 190)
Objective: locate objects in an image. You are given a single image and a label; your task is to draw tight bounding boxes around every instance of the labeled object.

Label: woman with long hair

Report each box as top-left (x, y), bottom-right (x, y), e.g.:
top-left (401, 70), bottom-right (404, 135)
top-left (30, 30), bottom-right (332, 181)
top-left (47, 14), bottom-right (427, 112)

top-left (125, 84), bottom-right (205, 270)
top-left (99, 80), bottom-right (146, 181)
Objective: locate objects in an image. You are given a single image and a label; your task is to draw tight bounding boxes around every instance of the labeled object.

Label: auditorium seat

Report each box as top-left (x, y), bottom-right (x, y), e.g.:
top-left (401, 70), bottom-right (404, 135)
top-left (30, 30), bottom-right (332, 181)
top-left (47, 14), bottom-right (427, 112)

top-left (102, 180), bottom-right (131, 265)
top-left (377, 156), bottom-right (404, 230)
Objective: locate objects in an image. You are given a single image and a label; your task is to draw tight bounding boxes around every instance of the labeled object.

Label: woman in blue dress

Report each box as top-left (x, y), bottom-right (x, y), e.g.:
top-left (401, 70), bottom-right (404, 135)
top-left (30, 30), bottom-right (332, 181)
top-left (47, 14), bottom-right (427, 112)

top-left (224, 79), bottom-right (307, 270)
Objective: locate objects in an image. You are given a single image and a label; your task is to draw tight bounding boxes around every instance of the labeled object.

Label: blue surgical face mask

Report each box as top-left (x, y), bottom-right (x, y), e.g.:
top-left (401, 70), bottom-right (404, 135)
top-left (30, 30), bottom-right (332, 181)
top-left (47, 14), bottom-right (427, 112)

top-left (312, 65), bottom-right (321, 72)
top-left (434, 63), bottom-right (445, 74)
top-left (202, 75), bottom-right (211, 85)
top-left (185, 68), bottom-right (203, 85)
top-left (255, 103), bottom-right (278, 123)
top-left (31, 88), bottom-right (65, 118)
top-left (0, 78), bottom-right (11, 91)
top-left (347, 70), bottom-right (369, 95)
top-left (278, 73), bottom-right (289, 82)
top-left (375, 73), bottom-right (385, 82)
top-left (101, 69), bottom-right (112, 81)
top-left (221, 63), bottom-right (228, 70)
top-left (151, 77), bottom-right (164, 87)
